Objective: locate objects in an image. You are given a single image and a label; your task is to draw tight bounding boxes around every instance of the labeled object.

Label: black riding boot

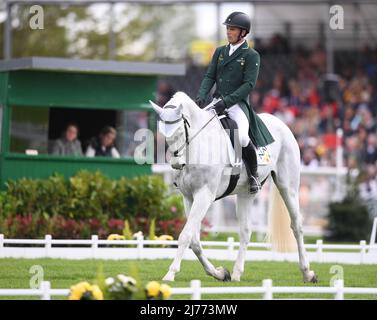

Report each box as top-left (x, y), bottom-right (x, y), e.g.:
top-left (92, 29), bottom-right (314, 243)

top-left (242, 141), bottom-right (261, 194)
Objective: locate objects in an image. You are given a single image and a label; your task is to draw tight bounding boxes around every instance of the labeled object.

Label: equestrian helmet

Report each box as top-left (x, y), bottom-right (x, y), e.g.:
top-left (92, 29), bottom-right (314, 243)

top-left (223, 12), bottom-right (251, 34)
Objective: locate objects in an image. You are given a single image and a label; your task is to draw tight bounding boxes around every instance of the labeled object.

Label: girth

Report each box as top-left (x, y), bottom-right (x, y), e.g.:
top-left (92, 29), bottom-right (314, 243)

top-left (215, 115), bottom-right (240, 201)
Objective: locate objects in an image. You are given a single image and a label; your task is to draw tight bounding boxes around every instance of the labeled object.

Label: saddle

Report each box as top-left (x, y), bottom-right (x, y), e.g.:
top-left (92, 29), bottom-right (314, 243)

top-left (215, 114), bottom-right (241, 201)
top-left (215, 112), bottom-right (271, 201)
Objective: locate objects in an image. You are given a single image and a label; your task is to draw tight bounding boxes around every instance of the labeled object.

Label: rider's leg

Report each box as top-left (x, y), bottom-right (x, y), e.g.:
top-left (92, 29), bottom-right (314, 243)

top-left (227, 104), bottom-right (261, 193)
top-left (226, 104), bottom-right (249, 147)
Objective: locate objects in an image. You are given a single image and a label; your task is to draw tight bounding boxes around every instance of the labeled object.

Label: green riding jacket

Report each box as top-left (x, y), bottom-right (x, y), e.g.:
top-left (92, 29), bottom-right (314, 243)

top-left (197, 41), bottom-right (274, 147)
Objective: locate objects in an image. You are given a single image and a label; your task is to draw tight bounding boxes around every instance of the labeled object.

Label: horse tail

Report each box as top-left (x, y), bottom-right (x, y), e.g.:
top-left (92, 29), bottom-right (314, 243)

top-left (267, 181), bottom-right (297, 253)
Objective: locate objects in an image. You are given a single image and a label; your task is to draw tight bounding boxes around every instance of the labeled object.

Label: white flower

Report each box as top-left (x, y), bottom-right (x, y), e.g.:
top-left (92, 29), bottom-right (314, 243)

top-left (105, 277), bottom-right (115, 286)
top-left (132, 231), bottom-right (143, 239)
top-left (117, 275), bottom-right (136, 287)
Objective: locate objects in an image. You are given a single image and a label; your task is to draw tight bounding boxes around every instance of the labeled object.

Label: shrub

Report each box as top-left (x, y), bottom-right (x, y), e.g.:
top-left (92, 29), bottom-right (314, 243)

top-left (325, 197), bottom-right (372, 242)
top-left (0, 171), bottom-right (186, 239)
top-left (325, 173), bottom-right (373, 242)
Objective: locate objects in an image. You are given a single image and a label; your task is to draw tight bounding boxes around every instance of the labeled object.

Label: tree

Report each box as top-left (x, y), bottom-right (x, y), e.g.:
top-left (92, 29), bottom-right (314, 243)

top-left (0, 3), bottom-right (196, 61)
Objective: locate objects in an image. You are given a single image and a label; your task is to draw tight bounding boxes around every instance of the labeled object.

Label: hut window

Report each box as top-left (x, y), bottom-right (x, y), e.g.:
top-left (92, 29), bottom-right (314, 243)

top-left (116, 111), bottom-right (149, 158)
top-left (10, 106), bottom-right (49, 154)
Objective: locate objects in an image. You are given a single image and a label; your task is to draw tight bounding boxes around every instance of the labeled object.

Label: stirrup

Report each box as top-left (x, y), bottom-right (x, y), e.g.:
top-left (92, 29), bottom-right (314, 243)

top-left (248, 175), bottom-right (261, 194)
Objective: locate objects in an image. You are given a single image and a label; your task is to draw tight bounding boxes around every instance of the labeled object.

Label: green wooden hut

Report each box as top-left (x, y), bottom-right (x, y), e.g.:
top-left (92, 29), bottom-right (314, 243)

top-left (0, 57), bottom-right (184, 186)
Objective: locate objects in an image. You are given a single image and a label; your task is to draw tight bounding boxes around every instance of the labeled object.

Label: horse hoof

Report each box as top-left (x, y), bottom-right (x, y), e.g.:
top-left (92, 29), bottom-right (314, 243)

top-left (304, 271), bottom-right (318, 283)
top-left (214, 266), bottom-right (231, 282)
top-left (310, 273), bottom-right (318, 283)
top-left (222, 268), bottom-right (231, 282)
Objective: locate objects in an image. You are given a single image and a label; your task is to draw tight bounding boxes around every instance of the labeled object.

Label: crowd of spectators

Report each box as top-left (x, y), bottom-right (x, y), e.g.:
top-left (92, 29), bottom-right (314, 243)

top-left (251, 40), bottom-right (377, 207)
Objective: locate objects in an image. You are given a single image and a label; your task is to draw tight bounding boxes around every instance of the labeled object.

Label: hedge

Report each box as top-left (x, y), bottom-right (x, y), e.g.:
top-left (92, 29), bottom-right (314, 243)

top-left (0, 170), bottom-right (185, 239)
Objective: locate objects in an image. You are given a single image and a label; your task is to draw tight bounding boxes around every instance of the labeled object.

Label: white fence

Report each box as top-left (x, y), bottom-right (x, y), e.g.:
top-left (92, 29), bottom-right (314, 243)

top-left (1, 234), bottom-right (377, 264)
top-left (1, 279), bottom-right (377, 300)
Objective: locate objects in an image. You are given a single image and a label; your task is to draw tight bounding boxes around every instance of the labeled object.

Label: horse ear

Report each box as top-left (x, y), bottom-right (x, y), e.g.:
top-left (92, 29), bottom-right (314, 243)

top-left (149, 100), bottom-right (163, 115)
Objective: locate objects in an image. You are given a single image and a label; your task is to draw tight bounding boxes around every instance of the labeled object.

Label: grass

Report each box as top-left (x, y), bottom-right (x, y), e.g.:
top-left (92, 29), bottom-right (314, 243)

top-left (0, 258), bottom-right (376, 300)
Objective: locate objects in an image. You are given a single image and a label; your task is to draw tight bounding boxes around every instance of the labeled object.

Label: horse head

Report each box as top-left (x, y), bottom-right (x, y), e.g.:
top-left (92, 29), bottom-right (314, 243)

top-left (149, 98), bottom-right (188, 170)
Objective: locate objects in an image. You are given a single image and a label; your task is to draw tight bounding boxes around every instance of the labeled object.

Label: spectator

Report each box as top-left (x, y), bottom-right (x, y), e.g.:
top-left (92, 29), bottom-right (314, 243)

top-left (51, 123), bottom-right (83, 156)
top-left (86, 126), bottom-right (120, 158)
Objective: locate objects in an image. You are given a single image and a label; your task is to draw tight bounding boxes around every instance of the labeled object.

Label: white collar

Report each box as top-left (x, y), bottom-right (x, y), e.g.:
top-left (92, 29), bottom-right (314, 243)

top-left (229, 40), bottom-right (245, 55)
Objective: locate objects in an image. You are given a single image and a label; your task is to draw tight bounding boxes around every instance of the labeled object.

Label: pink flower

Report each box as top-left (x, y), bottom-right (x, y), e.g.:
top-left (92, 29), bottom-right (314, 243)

top-left (170, 206), bottom-right (177, 213)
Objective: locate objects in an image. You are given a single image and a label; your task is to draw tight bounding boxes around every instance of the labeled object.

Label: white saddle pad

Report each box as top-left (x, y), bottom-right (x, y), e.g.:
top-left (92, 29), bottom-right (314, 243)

top-left (224, 133), bottom-right (272, 167)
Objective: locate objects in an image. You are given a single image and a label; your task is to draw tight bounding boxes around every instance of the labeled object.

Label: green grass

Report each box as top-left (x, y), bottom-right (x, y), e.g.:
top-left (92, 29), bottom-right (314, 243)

top-left (0, 258), bottom-right (376, 300)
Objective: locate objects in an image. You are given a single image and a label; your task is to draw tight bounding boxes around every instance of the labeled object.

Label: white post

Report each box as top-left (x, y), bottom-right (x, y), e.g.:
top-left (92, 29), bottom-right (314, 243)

top-left (227, 237), bottom-right (235, 259)
top-left (335, 128), bottom-right (344, 200)
top-left (191, 280), bottom-right (201, 300)
top-left (40, 281), bottom-right (51, 300)
top-left (0, 234), bottom-right (4, 258)
top-left (316, 239), bottom-right (323, 262)
top-left (137, 234), bottom-right (144, 260)
top-left (263, 279), bottom-right (273, 300)
top-left (369, 217), bottom-right (377, 251)
top-left (334, 279), bottom-right (344, 300)
top-left (45, 235), bottom-right (52, 258)
top-left (91, 235), bottom-right (98, 258)
top-left (360, 240), bottom-right (366, 264)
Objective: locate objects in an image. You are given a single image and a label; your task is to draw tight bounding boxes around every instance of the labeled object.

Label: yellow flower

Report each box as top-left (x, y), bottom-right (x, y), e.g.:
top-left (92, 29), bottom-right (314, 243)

top-left (90, 284), bottom-right (104, 300)
top-left (68, 281), bottom-right (103, 300)
top-left (107, 234), bottom-right (125, 240)
top-left (145, 281), bottom-right (160, 298)
top-left (158, 235), bottom-right (174, 241)
top-left (69, 282), bottom-right (89, 300)
top-left (160, 284), bottom-right (172, 300)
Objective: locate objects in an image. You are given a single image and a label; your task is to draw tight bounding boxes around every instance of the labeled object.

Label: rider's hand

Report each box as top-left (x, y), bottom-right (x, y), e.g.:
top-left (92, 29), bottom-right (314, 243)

top-left (195, 97), bottom-right (206, 108)
top-left (214, 100), bottom-right (227, 114)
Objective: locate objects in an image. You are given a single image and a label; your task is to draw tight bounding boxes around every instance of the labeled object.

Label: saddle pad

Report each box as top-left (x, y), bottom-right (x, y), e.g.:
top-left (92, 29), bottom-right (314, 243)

top-left (218, 115), bottom-right (272, 167)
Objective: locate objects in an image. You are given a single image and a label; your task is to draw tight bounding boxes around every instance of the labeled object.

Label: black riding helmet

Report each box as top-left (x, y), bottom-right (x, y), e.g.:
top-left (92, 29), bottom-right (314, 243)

top-left (223, 12), bottom-right (251, 36)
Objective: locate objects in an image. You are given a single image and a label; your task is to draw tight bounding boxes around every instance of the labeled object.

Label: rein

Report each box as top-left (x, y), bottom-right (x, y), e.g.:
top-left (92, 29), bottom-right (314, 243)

top-left (160, 105), bottom-right (218, 158)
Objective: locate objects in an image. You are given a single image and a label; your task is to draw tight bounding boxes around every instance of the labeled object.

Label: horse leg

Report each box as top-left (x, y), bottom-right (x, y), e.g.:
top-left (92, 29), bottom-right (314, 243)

top-left (162, 186), bottom-right (214, 282)
top-left (180, 197), bottom-right (228, 280)
top-left (231, 194), bottom-right (254, 281)
top-left (272, 172), bottom-right (318, 283)
top-left (190, 228), bottom-right (231, 281)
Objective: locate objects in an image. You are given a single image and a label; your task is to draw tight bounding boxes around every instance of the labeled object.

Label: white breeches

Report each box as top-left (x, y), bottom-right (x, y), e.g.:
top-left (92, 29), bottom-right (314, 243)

top-left (227, 104), bottom-right (250, 147)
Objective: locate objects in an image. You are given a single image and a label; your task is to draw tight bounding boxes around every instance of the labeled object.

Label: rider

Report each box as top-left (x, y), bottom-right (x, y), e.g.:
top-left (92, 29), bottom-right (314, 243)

top-left (196, 11), bottom-right (261, 194)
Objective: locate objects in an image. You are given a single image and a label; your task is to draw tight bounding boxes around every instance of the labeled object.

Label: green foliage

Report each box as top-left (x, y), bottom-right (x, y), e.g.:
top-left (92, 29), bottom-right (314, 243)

top-left (325, 173), bottom-right (373, 242)
top-left (1, 170), bottom-right (179, 220)
top-left (325, 197), bottom-right (372, 242)
top-left (122, 219), bottom-right (133, 240)
top-left (148, 218), bottom-right (156, 240)
top-left (0, 4), bottom-right (196, 61)
top-left (0, 170), bottom-right (186, 239)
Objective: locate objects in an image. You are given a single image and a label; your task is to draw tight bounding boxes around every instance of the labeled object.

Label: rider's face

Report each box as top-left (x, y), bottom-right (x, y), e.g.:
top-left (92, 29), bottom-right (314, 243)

top-left (226, 26), bottom-right (244, 44)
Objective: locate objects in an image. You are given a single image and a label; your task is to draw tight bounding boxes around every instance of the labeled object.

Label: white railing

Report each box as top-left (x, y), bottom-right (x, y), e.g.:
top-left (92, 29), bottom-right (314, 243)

top-left (172, 279), bottom-right (377, 300)
top-left (1, 234), bottom-right (377, 264)
top-left (0, 281), bottom-right (69, 300)
top-left (1, 279), bottom-right (377, 300)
